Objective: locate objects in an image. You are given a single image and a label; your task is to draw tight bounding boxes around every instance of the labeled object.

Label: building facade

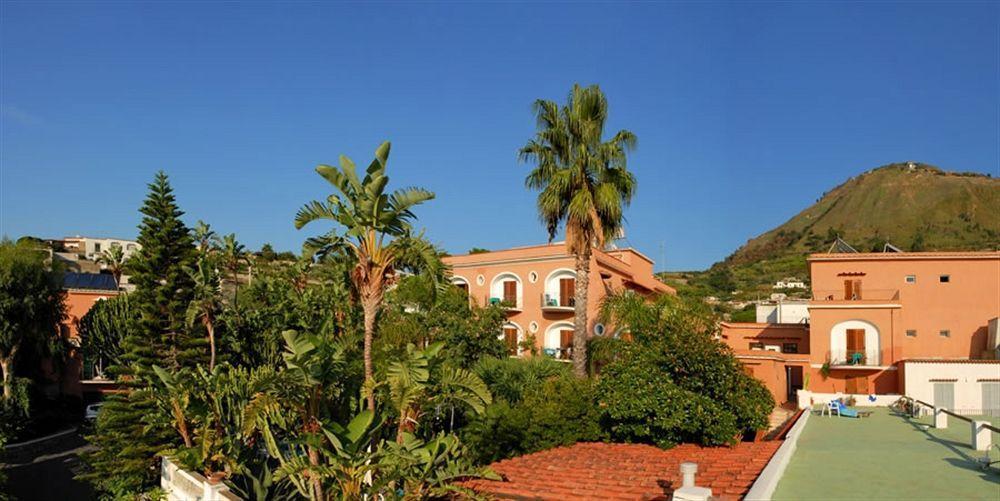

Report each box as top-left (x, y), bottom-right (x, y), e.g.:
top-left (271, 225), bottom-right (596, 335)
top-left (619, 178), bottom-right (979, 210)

top-left (61, 273), bottom-right (120, 396)
top-left (62, 235), bottom-right (141, 260)
top-left (442, 243), bottom-right (673, 358)
top-left (722, 251), bottom-right (1000, 409)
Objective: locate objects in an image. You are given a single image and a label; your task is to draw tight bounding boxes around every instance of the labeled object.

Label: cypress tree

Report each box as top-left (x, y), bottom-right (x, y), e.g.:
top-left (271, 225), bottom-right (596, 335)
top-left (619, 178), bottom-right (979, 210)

top-left (82, 172), bottom-right (205, 495)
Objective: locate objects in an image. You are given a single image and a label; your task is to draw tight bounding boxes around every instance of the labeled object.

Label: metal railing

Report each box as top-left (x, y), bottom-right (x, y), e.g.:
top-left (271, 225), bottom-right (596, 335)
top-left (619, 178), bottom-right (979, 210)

top-left (898, 396), bottom-right (1000, 434)
top-left (811, 289), bottom-right (900, 301)
top-left (827, 349), bottom-right (882, 366)
top-left (541, 293), bottom-right (574, 308)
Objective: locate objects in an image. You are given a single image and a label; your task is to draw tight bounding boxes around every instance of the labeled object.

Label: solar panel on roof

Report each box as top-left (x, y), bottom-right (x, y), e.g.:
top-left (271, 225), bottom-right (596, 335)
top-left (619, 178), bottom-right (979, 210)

top-left (63, 272), bottom-right (118, 291)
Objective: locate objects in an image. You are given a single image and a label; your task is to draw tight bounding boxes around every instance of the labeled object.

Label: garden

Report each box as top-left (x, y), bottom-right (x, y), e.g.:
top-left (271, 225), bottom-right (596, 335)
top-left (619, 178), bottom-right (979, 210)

top-left (0, 85), bottom-right (773, 500)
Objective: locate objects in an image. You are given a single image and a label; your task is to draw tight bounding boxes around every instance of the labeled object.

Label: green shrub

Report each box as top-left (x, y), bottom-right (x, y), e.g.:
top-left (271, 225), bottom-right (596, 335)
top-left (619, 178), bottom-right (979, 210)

top-left (463, 367), bottom-right (601, 463)
top-left (597, 356), bottom-right (738, 447)
top-left (472, 356), bottom-right (568, 404)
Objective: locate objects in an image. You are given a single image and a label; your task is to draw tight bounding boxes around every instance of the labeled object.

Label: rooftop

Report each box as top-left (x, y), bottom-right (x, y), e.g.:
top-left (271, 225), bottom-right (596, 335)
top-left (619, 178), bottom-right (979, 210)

top-left (63, 272), bottom-right (119, 292)
top-left (773, 408), bottom-right (1000, 500)
top-left (462, 441), bottom-right (782, 500)
top-left (808, 250), bottom-right (1000, 262)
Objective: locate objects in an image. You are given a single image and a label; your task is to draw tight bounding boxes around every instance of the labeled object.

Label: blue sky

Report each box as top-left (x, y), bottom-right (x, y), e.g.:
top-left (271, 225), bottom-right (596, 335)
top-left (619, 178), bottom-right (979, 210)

top-left (1, 2), bottom-right (997, 270)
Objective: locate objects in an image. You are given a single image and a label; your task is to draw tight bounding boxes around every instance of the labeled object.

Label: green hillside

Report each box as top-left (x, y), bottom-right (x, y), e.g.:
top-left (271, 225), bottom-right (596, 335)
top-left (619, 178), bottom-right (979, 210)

top-left (663, 162), bottom-right (999, 307)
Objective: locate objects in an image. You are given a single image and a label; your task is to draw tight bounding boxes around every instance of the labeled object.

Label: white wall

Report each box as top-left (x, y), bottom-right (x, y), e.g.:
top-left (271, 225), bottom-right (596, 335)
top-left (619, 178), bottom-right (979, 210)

top-left (796, 390), bottom-right (901, 410)
top-left (756, 302), bottom-right (809, 324)
top-left (902, 361), bottom-right (1000, 415)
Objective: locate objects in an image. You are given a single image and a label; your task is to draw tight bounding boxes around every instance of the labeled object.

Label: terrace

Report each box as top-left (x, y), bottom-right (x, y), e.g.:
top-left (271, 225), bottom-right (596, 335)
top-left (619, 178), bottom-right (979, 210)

top-left (772, 408), bottom-right (1000, 500)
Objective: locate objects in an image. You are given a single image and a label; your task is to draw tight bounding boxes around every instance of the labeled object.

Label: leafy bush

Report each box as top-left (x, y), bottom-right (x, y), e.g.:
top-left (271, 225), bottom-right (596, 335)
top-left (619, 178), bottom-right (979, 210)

top-left (597, 292), bottom-right (775, 444)
top-left (464, 365), bottom-right (602, 463)
top-left (597, 354), bottom-right (738, 447)
top-left (472, 356), bottom-right (568, 404)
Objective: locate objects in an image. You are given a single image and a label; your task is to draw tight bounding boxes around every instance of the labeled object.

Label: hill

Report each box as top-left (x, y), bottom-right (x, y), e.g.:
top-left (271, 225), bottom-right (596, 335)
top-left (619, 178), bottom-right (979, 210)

top-left (663, 162), bottom-right (999, 308)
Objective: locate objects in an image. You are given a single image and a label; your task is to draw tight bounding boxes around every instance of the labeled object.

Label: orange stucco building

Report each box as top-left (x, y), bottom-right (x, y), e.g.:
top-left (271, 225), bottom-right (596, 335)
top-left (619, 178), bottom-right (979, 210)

top-left (722, 251), bottom-right (1000, 404)
top-left (442, 243), bottom-right (673, 358)
top-left (60, 273), bottom-right (120, 397)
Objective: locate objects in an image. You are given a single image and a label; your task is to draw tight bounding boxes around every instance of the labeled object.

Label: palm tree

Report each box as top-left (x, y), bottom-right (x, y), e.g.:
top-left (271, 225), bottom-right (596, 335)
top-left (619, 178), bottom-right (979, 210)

top-left (96, 245), bottom-right (129, 286)
top-left (519, 83), bottom-right (637, 377)
top-left (193, 220), bottom-right (217, 255)
top-left (294, 140), bottom-right (436, 412)
top-left (187, 255), bottom-right (223, 370)
top-left (215, 233), bottom-right (248, 303)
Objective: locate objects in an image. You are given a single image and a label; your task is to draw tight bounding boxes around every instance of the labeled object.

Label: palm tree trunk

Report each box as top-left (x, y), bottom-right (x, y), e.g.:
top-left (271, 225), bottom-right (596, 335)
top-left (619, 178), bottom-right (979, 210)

top-left (572, 250), bottom-right (591, 377)
top-left (362, 294), bottom-right (379, 412)
top-left (205, 317), bottom-right (216, 371)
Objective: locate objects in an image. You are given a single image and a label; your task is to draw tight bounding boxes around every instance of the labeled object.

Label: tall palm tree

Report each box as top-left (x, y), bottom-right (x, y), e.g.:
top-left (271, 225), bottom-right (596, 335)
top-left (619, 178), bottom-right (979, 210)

top-left (96, 245), bottom-right (129, 286)
top-left (294, 140), bottom-right (436, 412)
top-left (215, 233), bottom-right (247, 303)
top-left (186, 255), bottom-right (223, 370)
top-left (519, 83), bottom-right (637, 377)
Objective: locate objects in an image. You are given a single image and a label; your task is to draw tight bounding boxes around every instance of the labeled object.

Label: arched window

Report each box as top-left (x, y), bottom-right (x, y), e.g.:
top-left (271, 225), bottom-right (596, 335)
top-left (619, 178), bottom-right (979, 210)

top-left (489, 272), bottom-right (522, 309)
top-left (500, 322), bottom-right (524, 357)
top-left (830, 319), bottom-right (881, 366)
top-left (543, 322), bottom-right (575, 361)
top-left (542, 269), bottom-right (576, 310)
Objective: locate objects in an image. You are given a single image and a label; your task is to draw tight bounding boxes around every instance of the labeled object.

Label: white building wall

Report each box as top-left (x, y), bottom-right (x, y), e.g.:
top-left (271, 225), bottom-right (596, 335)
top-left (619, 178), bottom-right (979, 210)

top-left (756, 302), bottom-right (810, 324)
top-left (902, 361), bottom-right (1000, 415)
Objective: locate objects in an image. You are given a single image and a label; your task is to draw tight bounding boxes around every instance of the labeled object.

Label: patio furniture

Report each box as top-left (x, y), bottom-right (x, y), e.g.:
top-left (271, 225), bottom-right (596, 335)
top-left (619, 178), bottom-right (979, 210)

top-left (825, 400), bottom-right (840, 417)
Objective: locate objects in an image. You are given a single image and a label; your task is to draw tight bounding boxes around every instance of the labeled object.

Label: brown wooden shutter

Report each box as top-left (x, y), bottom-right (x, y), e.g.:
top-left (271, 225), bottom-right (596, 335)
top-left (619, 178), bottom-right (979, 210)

top-left (503, 328), bottom-right (518, 355)
top-left (853, 280), bottom-right (862, 300)
top-left (846, 329), bottom-right (865, 353)
top-left (559, 278), bottom-right (575, 307)
top-left (844, 280), bottom-right (853, 300)
top-left (560, 330), bottom-right (574, 349)
top-left (503, 281), bottom-right (517, 304)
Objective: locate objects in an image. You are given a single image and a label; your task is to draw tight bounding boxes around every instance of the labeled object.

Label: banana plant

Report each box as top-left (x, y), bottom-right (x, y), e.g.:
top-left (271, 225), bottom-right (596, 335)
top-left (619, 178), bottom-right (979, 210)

top-left (294, 141), bottom-right (439, 412)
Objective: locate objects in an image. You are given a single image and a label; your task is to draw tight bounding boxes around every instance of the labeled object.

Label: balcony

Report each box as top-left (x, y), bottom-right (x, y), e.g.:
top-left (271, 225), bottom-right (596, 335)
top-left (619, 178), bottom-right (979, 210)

top-left (826, 349), bottom-right (884, 368)
top-left (487, 296), bottom-right (521, 312)
top-left (811, 289), bottom-right (900, 308)
top-left (541, 293), bottom-right (575, 313)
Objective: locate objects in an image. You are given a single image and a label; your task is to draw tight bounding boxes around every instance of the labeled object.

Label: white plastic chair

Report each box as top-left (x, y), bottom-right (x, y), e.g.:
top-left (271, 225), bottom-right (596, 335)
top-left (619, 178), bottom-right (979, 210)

top-left (826, 400), bottom-right (840, 417)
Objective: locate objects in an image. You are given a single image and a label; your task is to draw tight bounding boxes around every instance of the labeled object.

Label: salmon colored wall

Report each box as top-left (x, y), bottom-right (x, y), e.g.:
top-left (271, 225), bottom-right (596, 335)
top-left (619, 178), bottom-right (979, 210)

top-left (720, 323), bottom-right (810, 354)
top-left (60, 289), bottom-right (118, 397)
top-left (809, 253), bottom-right (999, 360)
top-left (443, 244), bottom-right (672, 354)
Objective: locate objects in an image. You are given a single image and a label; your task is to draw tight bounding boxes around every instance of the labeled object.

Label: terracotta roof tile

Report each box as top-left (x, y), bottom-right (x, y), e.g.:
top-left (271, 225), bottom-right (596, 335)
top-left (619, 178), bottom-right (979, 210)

top-left (461, 441), bottom-right (782, 500)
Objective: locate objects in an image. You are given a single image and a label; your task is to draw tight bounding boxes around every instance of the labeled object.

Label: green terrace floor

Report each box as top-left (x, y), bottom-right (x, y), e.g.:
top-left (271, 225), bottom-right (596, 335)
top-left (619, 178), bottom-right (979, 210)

top-left (773, 407), bottom-right (1000, 500)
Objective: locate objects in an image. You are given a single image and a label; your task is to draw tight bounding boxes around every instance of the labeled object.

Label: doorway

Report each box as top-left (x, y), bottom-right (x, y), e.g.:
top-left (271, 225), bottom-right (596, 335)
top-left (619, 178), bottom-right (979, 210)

top-left (785, 366), bottom-right (804, 403)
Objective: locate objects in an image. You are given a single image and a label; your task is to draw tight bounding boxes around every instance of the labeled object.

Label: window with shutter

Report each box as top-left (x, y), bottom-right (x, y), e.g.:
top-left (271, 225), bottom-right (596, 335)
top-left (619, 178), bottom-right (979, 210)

top-left (559, 278), bottom-right (575, 307)
top-left (845, 329), bottom-right (866, 364)
top-left (503, 328), bottom-right (518, 356)
top-left (559, 329), bottom-right (574, 359)
top-left (503, 281), bottom-right (517, 305)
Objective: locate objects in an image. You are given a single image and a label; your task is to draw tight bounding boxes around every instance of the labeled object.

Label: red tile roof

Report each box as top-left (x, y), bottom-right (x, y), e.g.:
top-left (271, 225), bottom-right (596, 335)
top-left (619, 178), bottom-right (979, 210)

top-left (461, 441), bottom-right (782, 500)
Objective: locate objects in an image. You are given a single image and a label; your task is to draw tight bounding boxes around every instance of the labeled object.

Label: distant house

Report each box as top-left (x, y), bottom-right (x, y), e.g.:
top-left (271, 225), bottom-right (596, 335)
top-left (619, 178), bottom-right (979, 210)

top-left (773, 277), bottom-right (807, 289)
top-left (61, 235), bottom-right (141, 261)
top-left (756, 299), bottom-right (809, 324)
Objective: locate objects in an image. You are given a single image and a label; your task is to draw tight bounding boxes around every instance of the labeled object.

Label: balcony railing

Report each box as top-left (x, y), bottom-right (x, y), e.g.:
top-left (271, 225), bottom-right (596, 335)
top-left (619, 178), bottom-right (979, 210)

top-left (541, 293), bottom-right (575, 311)
top-left (486, 295), bottom-right (520, 311)
top-left (543, 346), bottom-right (573, 360)
top-left (812, 289), bottom-right (899, 302)
top-left (827, 349), bottom-right (882, 367)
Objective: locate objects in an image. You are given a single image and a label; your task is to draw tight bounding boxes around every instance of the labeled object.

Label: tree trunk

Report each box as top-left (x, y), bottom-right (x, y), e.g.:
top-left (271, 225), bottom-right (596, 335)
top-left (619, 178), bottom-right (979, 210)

top-left (572, 250), bottom-right (591, 377)
top-left (1, 353), bottom-right (13, 400)
top-left (362, 295), bottom-right (380, 412)
top-left (307, 445), bottom-right (323, 500)
top-left (205, 317), bottom-right (216, 371)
